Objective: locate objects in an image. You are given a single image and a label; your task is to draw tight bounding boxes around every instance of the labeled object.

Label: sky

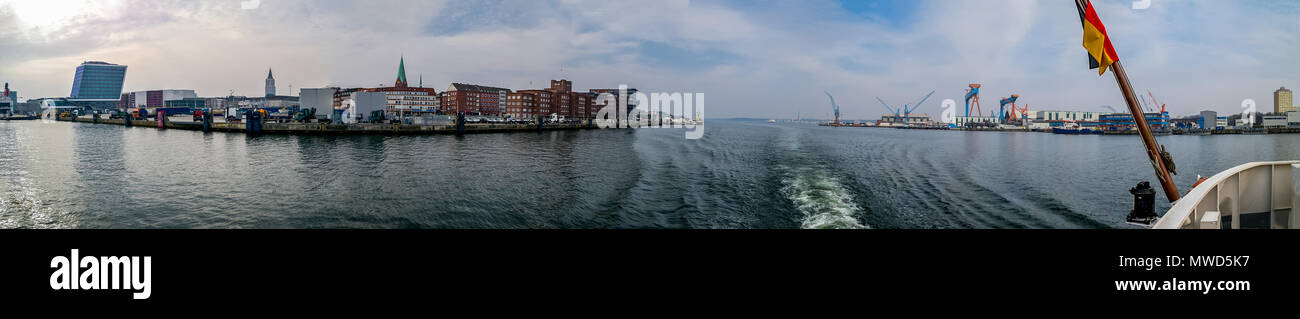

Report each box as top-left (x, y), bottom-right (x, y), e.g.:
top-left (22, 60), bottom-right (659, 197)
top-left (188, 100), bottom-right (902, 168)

top-left (0, 0), bottom-right (1297, 118)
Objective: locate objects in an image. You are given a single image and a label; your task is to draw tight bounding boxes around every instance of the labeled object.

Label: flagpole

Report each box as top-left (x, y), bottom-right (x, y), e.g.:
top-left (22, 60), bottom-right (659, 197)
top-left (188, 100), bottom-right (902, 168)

top-left (1109, 59), bottom-right (1180, 202)
top-left (1077, 0), bottom-right (1179, 203)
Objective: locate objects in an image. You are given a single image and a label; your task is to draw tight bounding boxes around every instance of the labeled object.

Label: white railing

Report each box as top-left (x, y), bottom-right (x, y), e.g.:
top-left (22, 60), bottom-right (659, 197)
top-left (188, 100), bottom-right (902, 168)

top-left (1154, 161), bottom-right (1299, 229)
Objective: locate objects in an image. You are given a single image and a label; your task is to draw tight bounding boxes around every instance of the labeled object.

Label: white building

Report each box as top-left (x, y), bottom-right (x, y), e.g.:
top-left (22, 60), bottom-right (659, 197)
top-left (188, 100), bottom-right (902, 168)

top-left (1035, 110), bottom-right (1102, 122)
top-left (1262, 115), bottom-right (1288, 127)
top-left (341, 92), bottom-right (386, 124)
top-left (881, 113), bottom-right (932, 125)
top-left (955, 116), bottom-right (998, 127)
top-left (300, 87), bottom-right (338, 120)
top-left (1289, 111), bottom-right (1300, 127)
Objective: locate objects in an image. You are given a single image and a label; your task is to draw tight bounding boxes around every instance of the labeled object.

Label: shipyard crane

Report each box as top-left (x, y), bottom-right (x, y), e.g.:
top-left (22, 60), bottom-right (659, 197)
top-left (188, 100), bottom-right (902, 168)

top-left (998, 94), bottom-right (1020, 124)
top-left (1013, 104), bottom-right (1030, 124)
top-left (1146, 90), bottom-right (1166, 114)
top-left (904, 90), bottom-right (935, 123)
top-left (877, 91), bottom-right (933, 125)
top-left (964, 84), bottom-right (982, 117)
top-left (876, 97), bottom-right (901, 124)
top-left (825, 91), bottom-right (840, 125)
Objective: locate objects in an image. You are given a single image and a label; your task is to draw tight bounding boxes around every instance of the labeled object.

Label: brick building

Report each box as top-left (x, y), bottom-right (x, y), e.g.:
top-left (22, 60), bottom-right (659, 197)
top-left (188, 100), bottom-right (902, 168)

top-left (505, 79), bottom-right (599, 121)
top-left (443, 83), bottom-right (510, 115)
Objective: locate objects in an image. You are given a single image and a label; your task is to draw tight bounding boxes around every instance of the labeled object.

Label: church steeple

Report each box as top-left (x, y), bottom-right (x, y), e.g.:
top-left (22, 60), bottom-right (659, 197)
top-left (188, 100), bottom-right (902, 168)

top-left (265, 68), bottom-right (276, 97)
top-left (395, 56), bottom-right (408, 88)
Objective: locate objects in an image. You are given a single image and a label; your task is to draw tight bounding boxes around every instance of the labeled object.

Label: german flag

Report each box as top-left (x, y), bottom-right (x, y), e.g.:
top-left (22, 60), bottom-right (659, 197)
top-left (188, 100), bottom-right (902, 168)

top-left (1076, 0), bottom-right (1119, 76)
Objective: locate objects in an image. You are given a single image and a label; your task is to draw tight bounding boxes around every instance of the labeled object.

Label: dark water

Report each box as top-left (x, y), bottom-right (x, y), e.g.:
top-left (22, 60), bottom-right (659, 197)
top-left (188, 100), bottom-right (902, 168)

top-left (1, 119), bottom-right (1296, 229)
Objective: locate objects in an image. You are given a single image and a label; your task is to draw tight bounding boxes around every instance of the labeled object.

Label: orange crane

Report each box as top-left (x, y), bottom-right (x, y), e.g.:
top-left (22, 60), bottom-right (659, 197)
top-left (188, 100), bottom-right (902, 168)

top-left (1146, 90), bottom-right (1166, 114)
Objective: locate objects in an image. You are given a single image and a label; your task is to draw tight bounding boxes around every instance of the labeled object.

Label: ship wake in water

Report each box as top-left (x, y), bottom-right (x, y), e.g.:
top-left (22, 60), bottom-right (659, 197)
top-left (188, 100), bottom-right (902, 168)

top-left (777, 135), bottom-right (867, 229)
top-left (780, 164), bottom-right (868, 229)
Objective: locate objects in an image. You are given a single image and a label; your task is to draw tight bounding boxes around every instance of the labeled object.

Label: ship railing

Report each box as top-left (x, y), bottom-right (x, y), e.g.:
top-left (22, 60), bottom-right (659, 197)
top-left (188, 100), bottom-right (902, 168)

top-left (1154, 161), bottom-right (1299, 229)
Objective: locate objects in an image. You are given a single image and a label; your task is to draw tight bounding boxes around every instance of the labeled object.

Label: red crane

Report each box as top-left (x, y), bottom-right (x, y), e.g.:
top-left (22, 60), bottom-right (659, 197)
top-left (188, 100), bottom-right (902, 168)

top-left (1146, 90), bottom-right (1166, 114)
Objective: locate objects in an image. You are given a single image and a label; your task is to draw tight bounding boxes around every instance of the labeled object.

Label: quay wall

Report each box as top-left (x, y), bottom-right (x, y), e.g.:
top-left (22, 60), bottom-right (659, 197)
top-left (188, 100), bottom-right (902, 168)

top-left (60, 116), bottom-right (594, 135)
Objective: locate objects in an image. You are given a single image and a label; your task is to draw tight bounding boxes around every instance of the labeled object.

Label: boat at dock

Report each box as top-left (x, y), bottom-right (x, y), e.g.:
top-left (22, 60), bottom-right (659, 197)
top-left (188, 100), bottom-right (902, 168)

top-left (1050, 122), bottom-right (1102, 135)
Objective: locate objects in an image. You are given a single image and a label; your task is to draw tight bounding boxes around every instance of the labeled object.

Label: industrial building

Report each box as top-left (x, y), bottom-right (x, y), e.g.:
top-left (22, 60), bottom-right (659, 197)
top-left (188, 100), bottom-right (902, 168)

top-left (340, 92), bottom-right (387, 124)
top-left (1198, 111), bottom-right (1218, 129)
top-left (1262, 115), bottom-right (1289, 127)
top-left (1098, 112), bottom-right (1171, 131)
top-left (1035, 110), bottom-right (1102, 122)
top-left (954, 116), bottom-right (997, 127)
top-left (881, 114), bottom-right (933, 125)
top-left (300, 87), bottom-right (338, 120)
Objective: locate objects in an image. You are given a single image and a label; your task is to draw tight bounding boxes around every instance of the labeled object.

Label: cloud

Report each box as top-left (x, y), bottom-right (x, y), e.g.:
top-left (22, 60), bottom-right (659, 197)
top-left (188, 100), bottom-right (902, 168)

top-left (0, 0), bottom-right (1295, 118)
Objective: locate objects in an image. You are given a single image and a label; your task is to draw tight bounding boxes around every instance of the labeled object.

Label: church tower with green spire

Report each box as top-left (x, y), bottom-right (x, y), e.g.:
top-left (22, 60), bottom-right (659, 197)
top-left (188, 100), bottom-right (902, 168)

top-left (395, 56), bottom-right (409, 88)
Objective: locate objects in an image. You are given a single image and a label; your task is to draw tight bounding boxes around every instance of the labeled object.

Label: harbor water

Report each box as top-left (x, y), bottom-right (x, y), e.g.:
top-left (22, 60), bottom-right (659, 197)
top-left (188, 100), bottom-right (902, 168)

top-left (1, 119), bottom-right (1296, 229)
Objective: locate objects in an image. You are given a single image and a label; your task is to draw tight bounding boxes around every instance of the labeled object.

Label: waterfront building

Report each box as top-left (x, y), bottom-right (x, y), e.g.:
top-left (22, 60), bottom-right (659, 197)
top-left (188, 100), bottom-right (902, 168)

top-left (203, 97), bottom-right (228, 110)
top-left (1097, 112), bottom-right (1171, 131)
top-left (589, 87), bottom-right (640, 117)
top-left (266, 69), bottom-right (276, 98)
top-left (332, 88), bottom-right (362, 111)
top-left (68, 61), bottom-right (128, 110)
top-left (1288, 111), bottom-right (1300, 127)
top-left (1216, 117), bottom-right (1228, 129)
top-left (1275, 86), bottom-right (1297, 114)
top-left (444, 83), bottom-right (510, 116)
top-left (341, 91), bottom-right (387, 124)
top-left (237, 95), bottom-right (299, 109)
top-left (354, 57), bottom-right (440, 117)
top-left (505, 80), bottom-right (597, 120)
top-left (954, 116), bottom-right (998, 127)
top-left (508, 89), bottom-right (554, 119)
top-left (163, 98), bottom-right (206, 109)
top-left (70, 61), bottom-right (127, 100)
top-left (1035, 110), bottom-right (1101, 122)
top-left (505, 90), bottom-right (543, 119)
top-left (1262, 115), bottom-right (1288, 127)
top-left (1198, 111), bottom-right (1218, 129)
top-left (300, 87), bottom-right (339, 119)
top-left (39, 98), bottom-right (83, 112)
top-left (881, 114), bottom-right (933, 125)
top-left (119, 89), bottom-right (198, 109)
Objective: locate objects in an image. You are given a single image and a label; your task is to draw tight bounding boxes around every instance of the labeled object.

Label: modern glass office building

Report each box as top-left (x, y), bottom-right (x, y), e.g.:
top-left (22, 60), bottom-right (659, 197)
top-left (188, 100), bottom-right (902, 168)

top-left (69, 61), bottom-right (127, 100)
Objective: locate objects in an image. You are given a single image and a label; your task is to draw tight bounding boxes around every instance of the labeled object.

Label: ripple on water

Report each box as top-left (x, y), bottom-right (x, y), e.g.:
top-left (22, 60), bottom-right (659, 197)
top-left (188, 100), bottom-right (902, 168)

top-left (1, 177), bottom-right (75, 229)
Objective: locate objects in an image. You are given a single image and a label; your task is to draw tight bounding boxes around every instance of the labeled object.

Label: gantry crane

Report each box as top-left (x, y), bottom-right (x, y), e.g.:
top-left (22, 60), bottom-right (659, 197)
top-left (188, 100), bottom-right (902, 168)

top-left (964, 84), bottom-right (982, 117)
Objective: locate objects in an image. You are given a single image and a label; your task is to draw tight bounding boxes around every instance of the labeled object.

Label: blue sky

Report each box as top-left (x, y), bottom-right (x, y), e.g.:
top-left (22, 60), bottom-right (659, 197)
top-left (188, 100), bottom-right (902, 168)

top-left (0, 0), bottom-right (1296, 118)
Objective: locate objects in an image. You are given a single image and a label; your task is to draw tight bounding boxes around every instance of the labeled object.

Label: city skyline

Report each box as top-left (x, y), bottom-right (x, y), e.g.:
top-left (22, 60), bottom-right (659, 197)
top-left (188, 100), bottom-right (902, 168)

top-left (1, 0), bottom-right (1297, 117)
